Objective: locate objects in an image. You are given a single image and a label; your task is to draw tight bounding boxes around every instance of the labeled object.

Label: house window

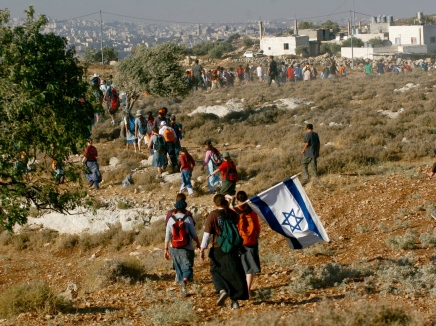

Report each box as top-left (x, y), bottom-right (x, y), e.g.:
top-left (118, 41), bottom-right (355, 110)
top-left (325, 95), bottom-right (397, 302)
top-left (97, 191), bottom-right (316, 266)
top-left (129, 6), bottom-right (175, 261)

top-left (431, 37), bottom-right (436, 43)
top-left (411, 37), bottom-right (417, 44)
top-left (283, 43), bottom-right (289, 50)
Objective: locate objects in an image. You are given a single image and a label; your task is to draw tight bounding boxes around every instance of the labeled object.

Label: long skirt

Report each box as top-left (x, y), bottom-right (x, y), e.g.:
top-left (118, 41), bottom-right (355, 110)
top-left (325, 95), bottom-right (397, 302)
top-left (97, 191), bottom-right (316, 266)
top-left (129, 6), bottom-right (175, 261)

top-left (85, 161), bottom-right (101, 189)
top-left (206, 160), bottom-right (220, 192)
top-left (152, 150), bottom-right (168, 168)
top-left (219, 180), bottom-right (236, 196)
top-left (170, 247), bottom-right (195, 284)
top-left (208, 247), bottom-right (248, 301)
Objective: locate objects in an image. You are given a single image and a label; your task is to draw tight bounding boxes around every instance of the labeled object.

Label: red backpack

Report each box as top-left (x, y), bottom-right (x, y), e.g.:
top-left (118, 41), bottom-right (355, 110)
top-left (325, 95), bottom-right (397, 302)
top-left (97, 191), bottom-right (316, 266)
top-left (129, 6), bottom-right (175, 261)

top-left (171, 215), bottom-right (190, 248)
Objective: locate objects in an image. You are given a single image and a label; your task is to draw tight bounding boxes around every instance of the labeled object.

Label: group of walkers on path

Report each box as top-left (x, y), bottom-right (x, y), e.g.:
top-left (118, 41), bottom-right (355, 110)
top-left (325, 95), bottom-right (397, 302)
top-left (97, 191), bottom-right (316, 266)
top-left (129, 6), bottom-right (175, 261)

top-left (164, 190), bottom-right (260, 309)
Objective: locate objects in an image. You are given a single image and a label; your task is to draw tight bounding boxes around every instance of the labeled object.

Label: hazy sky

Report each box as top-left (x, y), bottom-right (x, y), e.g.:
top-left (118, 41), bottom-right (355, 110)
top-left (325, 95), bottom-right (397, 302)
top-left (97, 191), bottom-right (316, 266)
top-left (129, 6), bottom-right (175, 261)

top-left (1, 0), bottom-right (435, 24)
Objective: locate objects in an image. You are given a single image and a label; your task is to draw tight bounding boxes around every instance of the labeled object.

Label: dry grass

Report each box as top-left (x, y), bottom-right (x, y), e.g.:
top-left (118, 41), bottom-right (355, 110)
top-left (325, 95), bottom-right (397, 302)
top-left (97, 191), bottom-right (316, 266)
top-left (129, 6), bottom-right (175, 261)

top-left (206, 301), bottom-right (423, 326)
top-left (0, 281), bottom-right (71, 318)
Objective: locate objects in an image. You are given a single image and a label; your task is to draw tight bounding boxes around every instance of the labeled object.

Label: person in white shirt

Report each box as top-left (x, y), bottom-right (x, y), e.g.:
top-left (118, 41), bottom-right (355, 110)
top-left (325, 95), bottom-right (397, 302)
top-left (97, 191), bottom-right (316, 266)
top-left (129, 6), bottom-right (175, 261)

top-left (256, 64), bottom-right (263, 82)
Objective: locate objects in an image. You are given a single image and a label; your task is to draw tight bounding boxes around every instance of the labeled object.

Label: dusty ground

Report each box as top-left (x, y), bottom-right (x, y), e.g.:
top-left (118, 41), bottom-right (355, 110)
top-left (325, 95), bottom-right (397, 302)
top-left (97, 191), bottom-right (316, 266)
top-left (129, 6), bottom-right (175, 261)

top-left (1, 158), bottom-right (436, 325)
top-left (2, 64), bottom-right (436, 325)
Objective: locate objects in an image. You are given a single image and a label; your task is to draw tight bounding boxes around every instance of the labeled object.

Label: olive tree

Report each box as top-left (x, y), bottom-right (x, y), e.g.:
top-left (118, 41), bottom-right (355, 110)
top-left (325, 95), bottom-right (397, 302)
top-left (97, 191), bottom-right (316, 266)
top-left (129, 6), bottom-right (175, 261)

top-left (114, 42), bottom-right (191, 111)
top-left (0, 7), bottom-right (100, 231)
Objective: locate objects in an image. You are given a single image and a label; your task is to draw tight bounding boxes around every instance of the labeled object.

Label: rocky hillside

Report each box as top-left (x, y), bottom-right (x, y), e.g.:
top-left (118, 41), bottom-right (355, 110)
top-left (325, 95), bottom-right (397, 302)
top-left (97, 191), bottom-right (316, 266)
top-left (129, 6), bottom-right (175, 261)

top-left (1, 68), bottom-right (436, 325)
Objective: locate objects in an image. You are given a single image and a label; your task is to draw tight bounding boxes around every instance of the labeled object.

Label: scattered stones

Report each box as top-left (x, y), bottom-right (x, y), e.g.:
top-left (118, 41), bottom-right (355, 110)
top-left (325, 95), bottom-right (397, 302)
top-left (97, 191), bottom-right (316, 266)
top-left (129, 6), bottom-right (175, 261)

top-left (377, 107), bottom-right (404, 119)
top-left (394, 83), bottom-right (420, 93)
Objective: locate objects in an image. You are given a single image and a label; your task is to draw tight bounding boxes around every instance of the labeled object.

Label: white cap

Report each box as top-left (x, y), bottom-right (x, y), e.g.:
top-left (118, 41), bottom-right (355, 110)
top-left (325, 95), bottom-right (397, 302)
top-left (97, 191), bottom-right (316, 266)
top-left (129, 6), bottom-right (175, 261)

top-left (160, 121), bottom-right (167, 126)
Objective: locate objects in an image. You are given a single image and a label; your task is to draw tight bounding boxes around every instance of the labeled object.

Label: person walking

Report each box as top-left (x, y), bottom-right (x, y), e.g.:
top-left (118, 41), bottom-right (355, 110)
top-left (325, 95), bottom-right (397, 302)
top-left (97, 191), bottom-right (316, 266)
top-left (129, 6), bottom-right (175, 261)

top-left (149, 127), bottom-right (168, 178)
top-left (134, 110), bottom-right (147, 153)
top-left (82, 139), bottom-right (102, 191)
top-left (123, 109), bottom-right (138, 152)
top-left (202, 141), bottom-right (222, 194)
top-left (232, 191), bottom-right (261, 296)
top-left (199, 194), bottom-right (249, 309)
top-left (165, 200), bottom-right (201, 297)
top-left (267, 55), bottom-right (280, 87)
top-left (159, 121), bottom-right (178, 172)
top-left (208, 152), bottom-right (238, 201)
top-left (301, 124), bottom-right (320, 181)
top-left (179, 147), bottom-right (196, 197)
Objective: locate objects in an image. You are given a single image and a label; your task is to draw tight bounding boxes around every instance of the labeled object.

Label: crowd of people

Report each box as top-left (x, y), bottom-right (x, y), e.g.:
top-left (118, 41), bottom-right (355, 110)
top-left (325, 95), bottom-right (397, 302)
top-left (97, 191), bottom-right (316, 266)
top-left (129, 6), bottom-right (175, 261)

top-left (78, 68), bottom-right (325, 308)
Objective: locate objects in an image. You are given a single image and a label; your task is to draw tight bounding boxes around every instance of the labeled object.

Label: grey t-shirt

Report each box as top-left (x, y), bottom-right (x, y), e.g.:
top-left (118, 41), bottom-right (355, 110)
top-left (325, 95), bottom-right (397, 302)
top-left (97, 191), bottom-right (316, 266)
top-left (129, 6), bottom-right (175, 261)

top-left (192, 64), bottom-right (203, 78)
top-left (304, 131), bottom-right (320, 158)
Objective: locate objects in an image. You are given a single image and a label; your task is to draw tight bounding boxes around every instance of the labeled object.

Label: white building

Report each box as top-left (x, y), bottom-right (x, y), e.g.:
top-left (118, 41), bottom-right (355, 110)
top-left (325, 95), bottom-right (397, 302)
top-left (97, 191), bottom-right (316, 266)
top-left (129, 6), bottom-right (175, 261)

top-left (260, 35), bottom-right (309, 56)
top-left (389, 25), bottom-right (436, 53)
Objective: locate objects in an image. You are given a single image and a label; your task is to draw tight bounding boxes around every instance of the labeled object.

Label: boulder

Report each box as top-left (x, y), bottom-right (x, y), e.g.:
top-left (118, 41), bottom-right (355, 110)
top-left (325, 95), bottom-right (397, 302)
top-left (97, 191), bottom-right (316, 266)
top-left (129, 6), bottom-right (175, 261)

top-left (109, 157), bottom-right (119, 166)
top-left (163, 172), bottom-right (182, 184)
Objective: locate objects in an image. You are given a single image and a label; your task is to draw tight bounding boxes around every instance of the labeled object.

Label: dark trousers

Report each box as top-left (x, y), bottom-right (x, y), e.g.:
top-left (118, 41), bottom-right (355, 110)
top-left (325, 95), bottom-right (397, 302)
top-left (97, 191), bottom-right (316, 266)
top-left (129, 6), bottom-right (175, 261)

top-left (166, 142), bottom-right (178, 167)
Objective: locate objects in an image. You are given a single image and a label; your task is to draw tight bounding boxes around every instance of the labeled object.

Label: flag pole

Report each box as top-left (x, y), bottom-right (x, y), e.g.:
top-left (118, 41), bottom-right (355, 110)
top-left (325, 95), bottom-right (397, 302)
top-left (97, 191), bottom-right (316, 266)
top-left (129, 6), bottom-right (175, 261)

top-left (234, 173), bottom-right (302, 207)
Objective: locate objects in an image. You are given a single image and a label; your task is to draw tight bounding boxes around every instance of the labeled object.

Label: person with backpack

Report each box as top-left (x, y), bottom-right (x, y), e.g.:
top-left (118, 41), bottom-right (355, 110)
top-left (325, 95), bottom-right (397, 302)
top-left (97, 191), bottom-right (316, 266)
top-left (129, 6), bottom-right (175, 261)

top-left (107, 88), bottom-right (120, 125)
top-left (199, 194), bottom-right (248, 309)
top-left (207, 151), bottom-right (238, 201)
top-left (165, 193), bottom-right (194, 225)
top-left (179, 147), bottom-right (196, 197)
top-left (159, 121), bottom-right (178, 172)
top-left (232, 191), bottom-right (261, 296)
top-left (267, 55), bottom-right (280, 87)
top-left (82, 139), bottom-right (102, 191)
top-left (123, 109), bottom-right (138, 152)
top-left (149, 127), bottom-right (168, 178)
top-left (202, 140), bottom-right (222, 194)
top-left (169, 115), bottom-right (182, 157)
top-left (134, 110), bottom-right (147, 153)
top-left (165, 200), bottom-right (201, 298)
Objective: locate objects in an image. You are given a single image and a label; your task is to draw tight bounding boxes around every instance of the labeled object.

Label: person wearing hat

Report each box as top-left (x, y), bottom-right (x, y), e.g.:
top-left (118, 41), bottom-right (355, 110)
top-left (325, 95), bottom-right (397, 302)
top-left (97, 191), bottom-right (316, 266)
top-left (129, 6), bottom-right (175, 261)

top-left (134, 110), bottom-right (147, 153)
top-left (208, 151), bottom-right (238, 201)
top-left (153, 107), bottom-right (169, 129)
top-left (164, 200), bottom-right (200, 298)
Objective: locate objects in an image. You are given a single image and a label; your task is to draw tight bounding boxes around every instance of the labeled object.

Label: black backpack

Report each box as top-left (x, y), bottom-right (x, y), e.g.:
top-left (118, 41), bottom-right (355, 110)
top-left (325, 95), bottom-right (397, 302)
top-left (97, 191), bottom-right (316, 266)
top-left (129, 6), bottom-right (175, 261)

top-left (154, 134), bottom-right (167, 151)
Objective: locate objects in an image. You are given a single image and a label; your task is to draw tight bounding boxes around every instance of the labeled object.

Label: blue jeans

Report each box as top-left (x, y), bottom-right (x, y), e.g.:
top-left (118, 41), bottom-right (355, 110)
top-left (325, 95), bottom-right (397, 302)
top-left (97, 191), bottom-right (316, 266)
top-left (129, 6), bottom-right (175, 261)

top-left (170, 247), bottom-right (195, 284)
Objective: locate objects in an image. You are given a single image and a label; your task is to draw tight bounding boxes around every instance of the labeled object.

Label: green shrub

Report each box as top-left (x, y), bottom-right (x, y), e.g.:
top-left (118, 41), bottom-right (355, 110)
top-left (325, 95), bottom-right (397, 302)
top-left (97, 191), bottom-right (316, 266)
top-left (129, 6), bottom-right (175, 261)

top-left (386, 230), bottom-right (418, 250)
top-left (0, 282), bottom-right (71, 318)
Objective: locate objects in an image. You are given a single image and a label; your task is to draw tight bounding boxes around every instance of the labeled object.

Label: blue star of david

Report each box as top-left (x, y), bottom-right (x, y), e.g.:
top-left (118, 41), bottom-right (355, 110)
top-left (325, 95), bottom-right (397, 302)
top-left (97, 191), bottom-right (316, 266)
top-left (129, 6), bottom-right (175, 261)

top-left (282, 209), bottom-right (304, 232)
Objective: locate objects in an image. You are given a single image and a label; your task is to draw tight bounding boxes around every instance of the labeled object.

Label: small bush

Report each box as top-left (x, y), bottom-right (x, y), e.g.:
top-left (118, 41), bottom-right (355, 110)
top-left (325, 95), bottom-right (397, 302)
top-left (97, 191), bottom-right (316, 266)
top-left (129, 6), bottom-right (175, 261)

top-left (145, 297), bottom-right (195, 325)
top-left (419, 232), bottom-right (436, 248)
top-left (0, 282), bottom-right (71, 318)
top-left (59, 234), bottom-right (80, 249)
top-left (356, 224), bottom-right (372, 234)
top-left (386, 230), bottom-right (418, 250)
top-left (117, 201), bottom-right (131, 209)
top-left (303, 243), bottom-right (335, 256)
top-left (95, 259), bottom-right (145, 286)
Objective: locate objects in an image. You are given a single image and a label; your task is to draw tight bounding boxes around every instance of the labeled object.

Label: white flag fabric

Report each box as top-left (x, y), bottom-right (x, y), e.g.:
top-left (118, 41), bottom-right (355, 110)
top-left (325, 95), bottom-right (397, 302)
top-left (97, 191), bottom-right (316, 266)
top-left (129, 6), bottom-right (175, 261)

top-left (247, 177), bottom-right (329, 249)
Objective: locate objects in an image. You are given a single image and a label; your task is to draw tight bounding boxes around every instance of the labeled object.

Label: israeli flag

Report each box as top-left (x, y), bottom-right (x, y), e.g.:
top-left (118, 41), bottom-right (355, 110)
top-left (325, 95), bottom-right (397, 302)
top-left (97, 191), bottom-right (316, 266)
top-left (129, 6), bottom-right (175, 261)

top-left (248, 177), bottom-right (329, 249)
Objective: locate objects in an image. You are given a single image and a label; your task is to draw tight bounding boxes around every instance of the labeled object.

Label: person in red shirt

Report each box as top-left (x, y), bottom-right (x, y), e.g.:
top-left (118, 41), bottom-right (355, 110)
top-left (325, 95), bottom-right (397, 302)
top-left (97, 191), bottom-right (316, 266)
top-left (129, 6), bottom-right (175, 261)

top-left (179, 147), bottom-right (196, 197)
top-left (287, 64), bottom-right (295, 82)
top-left (208, 152), bottom-right (238, 201)
top-left (82, 139), bottom-right (101, 190)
